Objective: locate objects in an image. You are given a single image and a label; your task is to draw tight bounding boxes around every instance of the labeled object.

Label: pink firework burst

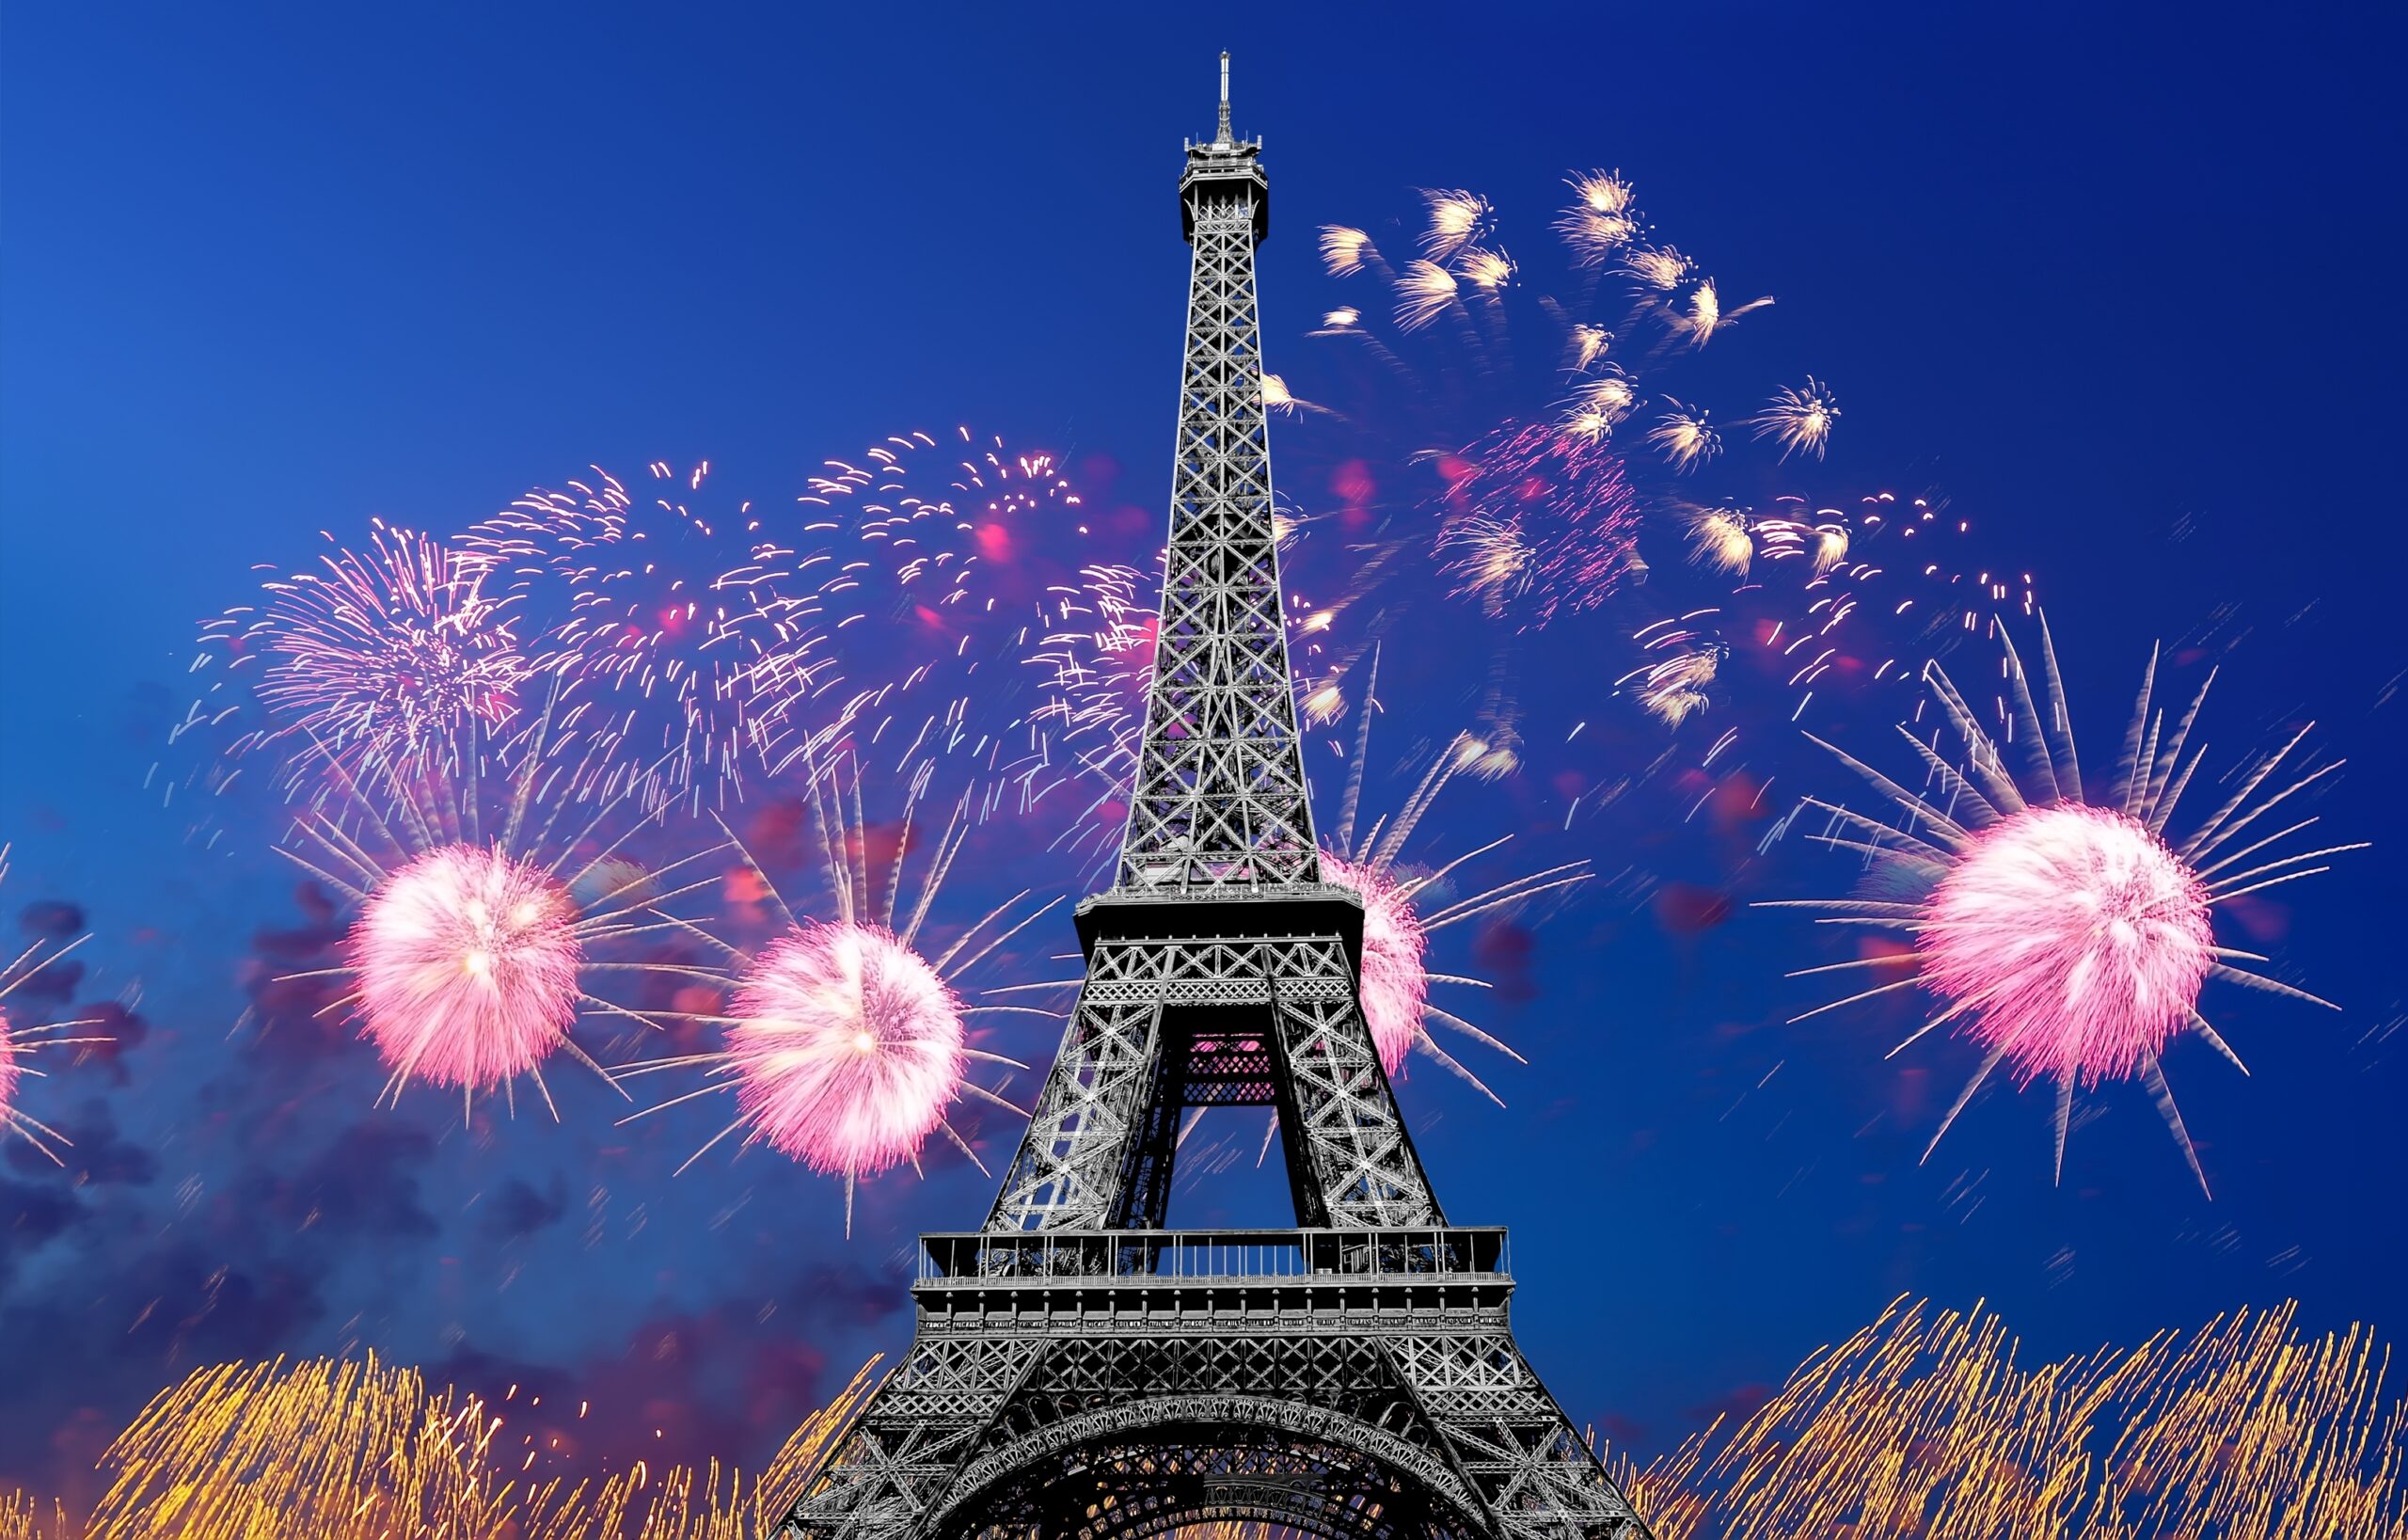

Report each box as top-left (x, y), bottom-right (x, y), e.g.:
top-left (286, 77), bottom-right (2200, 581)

top-left (198, 522), bottom-right (526, 779)
top-left (626, 750), bottom-right (1047, 1225)
top-left (1316, 671), bottom-right (1588, 1093)
top-left (1772, 620), bottom-right (2362, 1191)
top-left (0, 847), bottom-right (111, 1161)
top-left (1317, 850), bottom-right (1429, 1076)
top-left (1922, 803), bottom-right (2211, 1085)
top-left (348, 843), bottom-right (583, 1093)
top-left (723, 920), bottom-right (966, 1179)
top-left (279, 722), bottom-right (723, 1119)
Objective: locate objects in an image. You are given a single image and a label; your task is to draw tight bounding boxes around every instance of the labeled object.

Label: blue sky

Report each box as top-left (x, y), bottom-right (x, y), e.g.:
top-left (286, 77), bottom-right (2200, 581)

top-left (3, 1), bottom-right (2404, 1507)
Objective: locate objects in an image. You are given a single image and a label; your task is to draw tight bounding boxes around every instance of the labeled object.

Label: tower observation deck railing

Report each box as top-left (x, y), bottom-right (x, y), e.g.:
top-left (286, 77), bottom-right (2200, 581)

top-left (917, 1226), bottom-right (1509, 1284)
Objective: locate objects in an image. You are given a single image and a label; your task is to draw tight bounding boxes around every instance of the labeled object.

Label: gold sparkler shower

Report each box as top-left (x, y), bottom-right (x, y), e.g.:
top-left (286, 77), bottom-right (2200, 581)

top-left (5, 1300), bottom-right (2400, 1539)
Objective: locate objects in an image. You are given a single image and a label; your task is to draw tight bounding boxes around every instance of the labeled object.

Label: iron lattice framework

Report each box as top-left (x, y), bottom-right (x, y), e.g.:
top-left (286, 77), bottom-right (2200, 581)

top-left (782, 57), bottom-right (1648, 1540)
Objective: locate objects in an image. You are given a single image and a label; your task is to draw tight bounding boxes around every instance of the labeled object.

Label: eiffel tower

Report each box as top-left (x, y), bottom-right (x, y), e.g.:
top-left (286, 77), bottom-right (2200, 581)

top-left (783, 56), bottom-right (1648, 1540)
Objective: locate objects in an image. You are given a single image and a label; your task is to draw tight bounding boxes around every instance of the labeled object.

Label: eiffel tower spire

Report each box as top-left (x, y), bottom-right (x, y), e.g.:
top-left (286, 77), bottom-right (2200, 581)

top-left (1117, 50), bottom-right (1311, 894)
top-left (780, 59), bottom-right (1651, 1540)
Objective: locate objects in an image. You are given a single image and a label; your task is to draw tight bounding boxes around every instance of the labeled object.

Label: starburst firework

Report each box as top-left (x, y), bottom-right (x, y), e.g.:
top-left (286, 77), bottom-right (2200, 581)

top-left (624, 750), bottom-right (1051, 1224)
top-left (198, 523), bottom-right (527, 781)
top-left (277, 709), bottom-right (720, 1119)
top-left (1769, 621), bottom-right (2361, 1189)
top-left (0, 848), bottom-right (109, 1162)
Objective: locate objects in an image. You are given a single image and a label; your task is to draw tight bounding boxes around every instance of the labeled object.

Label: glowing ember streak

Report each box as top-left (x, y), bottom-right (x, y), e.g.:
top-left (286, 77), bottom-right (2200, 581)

top-left (1437, 421), bottom-right (1645, 627)
top-left (1687, 507), bottom-right (1754, 575)
top-left (350, 844), bottom-right (583, 1092)
top-left (1419, 188), bottom-right (1493, 261)
top-left (724, 921), bottom-right (966, 1178)
top-left (1394, 259), bottom-right (1460, 332)
top-left (1752, 377), bottom-right (1841, 460)
top-left (1648, 405), bottom-right (1721, 471)
top-left (1320, 851), bottom-right (1429, 1076)
top-left (1771, 622), bottom-right (2363, 1188)
top-left (87, 1352), bottom-right (886, 1540)
top-left (1317, 225), bottom-right (1373, 277)
top-left (0, 1019), bottom-right (18, 1125)
top-left (201, 523), bottom-right (526, 774)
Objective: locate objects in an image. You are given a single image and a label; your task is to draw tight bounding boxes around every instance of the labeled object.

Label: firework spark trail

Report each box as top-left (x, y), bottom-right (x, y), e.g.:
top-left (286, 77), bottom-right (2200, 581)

top-left (1751, 378), bottom-right (1841, 461)
top-left (1593, 1296), bottom-right (2408, 1540)
top-left (1318, 675), bottom-right (1589, 1093)
top-left (79, 1354), bottom-right (883, 1540)
top-left (197, 522), bottom-right (528, 782)
top-left (796, 426), bottom-right (1114, 831)
top-left (1765, 619), bottom-right (2361, 1190)
top-left (1619, 622), bottom-right (1728, 727)
top-left (618, 749), bottom-right (1050, 1226)
top-left (460, 463), bottom-right (840, 818)
top-left (0, 846), bottom-right (110, 1162)
top-left (33, 1306), bottom-right (2406, 1538)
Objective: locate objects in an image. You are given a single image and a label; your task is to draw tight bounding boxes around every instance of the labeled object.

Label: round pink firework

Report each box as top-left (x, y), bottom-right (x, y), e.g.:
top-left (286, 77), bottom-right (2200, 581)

top-left (1778, 623), bottom-right (2362, 1190)
top-left (348, 843), bottom-right (583, 1091)
top-left (1322, 850), bottom-right (1431, 1077)
top-left (724, 920), bottom-right (967, 1178)
top-left (1922, 804), bottom-right (2211, 1086)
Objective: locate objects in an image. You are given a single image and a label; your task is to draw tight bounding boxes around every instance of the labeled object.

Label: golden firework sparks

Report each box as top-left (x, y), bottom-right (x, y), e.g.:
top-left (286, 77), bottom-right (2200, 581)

top-left (1316, 224), bottom-right (1373, 277)
top-left (1751, 377), bottom-right (1841, 461)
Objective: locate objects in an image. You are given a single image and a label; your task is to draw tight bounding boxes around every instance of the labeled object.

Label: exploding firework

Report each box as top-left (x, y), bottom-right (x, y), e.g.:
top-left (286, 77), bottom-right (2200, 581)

top-left (0, 847), bottom-right (109, 1162)
top-left (277, 714), bottom-right (721, 1119)
top-left (797, 427), bottom-right (1117, 831)
top-left (1317, 672), bottom-right (1589, 1089)
top-left (461, 463), bottom-right (838, 816)
top-left (1768, 621), bottom-right (2361, 1189)
top-left (1752, 378), bottom-right (1841, 461)
top-left (625, 751), bottom-right (1051, 1223)
top-left (1286, 159), bottom-right (1795, 760)
top-left (1619, 621), bottom-right (1728, 727)
top-left (1647, 405), bottom-right (1721, 473)
top-left (1418, 188), bottom-right (1494, 262)
top-left (198, 523), bottom-right (527, 781)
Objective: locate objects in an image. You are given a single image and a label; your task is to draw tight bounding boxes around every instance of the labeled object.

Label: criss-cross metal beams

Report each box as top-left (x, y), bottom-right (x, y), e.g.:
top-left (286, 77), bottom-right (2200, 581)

top-left (1117, 149), bottom-right (1316, 893)
top-left (783, 1266), bottom-right (1645, 1540)
top-left (777, 67), bottom-right (1651, 1540)
top-left (982, 937), bottom-right (1444, 1232)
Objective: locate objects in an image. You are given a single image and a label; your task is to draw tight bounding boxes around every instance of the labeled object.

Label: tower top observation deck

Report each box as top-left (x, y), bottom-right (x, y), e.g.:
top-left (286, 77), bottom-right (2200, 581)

top-left (1181, 51), bottom-right (1267, 242)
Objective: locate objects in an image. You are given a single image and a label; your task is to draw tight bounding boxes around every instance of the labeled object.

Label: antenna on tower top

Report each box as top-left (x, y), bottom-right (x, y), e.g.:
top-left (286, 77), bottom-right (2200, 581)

top-left (1215, 52), bottom-right (1232, 145)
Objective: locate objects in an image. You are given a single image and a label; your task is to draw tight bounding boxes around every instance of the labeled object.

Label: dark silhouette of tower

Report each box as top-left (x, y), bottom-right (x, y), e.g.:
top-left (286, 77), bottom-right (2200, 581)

top-left (782, 57), bottom-right (1649, 1540)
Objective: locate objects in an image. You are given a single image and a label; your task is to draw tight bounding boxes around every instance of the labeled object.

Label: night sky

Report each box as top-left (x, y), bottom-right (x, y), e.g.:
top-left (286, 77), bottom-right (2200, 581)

top-left (4, 3), bottom-right (2404, 1516)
